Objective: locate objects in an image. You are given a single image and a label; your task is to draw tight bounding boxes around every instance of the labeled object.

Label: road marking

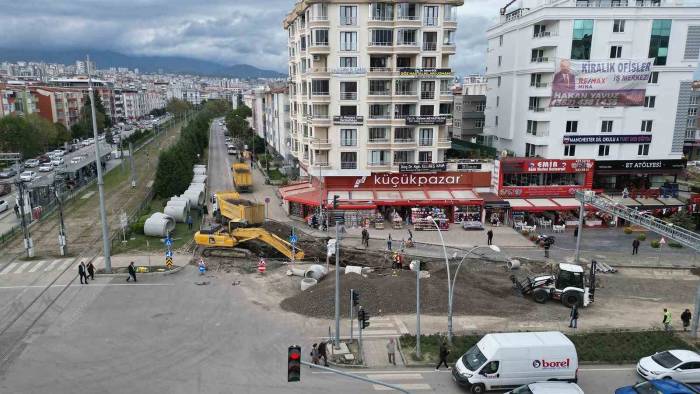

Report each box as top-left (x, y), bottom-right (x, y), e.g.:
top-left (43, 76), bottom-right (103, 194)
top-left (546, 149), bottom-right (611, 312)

top-left (365, 322), bottom-right (396, 328)
top-left (312, 370), bottom-right (436, 374)
top-left (355, 330), bottom-right (400, 336)
top-left (28, 260), bottom-right (46, 272)
top-left (14, 262), bottom-right (32, 274)
top-left (579, 367), bottom-right (636, 371)
top-left (58, 260), bottom-right (73, 271)
top-left (44, 259), bottom-right (61, 272)
top-left (0, 283), bottom-right (174, 290)
top-left (81, 191), bottom-right (95, 200)
top-left (394, 318), bottom-right (410, 335)
top-left (366, 373), bottom-right (423, 380)
top-left (373, 383), bottom-right (431, 391)
top-left (0, 263), bottom-right (18, 275)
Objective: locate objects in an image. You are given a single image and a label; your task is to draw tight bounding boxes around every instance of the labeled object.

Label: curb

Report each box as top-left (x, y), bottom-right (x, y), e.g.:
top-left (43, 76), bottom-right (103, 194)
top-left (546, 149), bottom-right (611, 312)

top-left (96, 264), bottom-right (186, 277)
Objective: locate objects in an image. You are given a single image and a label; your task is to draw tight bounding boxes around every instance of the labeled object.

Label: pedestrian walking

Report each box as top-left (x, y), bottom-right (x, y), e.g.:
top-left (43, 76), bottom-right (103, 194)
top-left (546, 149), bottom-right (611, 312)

top-left (435, 340), bottom-right (450, 370)
top-left (632, 239), bottom-right (640, 255)
top-left (544, 242), bottom-right (550, 259)
top-left (86, 261), bottom-right (95, 280)
top-left (569, 305), bottom-right (579, 328)
top-left (487, 229), bottom-right (493, 246)
top-left (126, 261), bottom-right (137, 282)
top-left (187, 214), bottom-right (193, 231)
top-left (574, 226), bottom-right (579, 238)
top-left (361, 228), bottom-right (369, 248)
top-left (663, 308), bottom-right (672, 332)
top-left (78, 261), bottom-right (89, 284)
top-left (387, 338), bottom-right (397, 366)
top-left (682, 309), bottom-right (692, 332)
top-left (407, 228), bottom-right (413, 246)
top-left (318, 341), bottom-right (328, 366)
top-left (310, 343), bottom-right (320, 366)
top-left (387, 234), bottom-right (392, 251)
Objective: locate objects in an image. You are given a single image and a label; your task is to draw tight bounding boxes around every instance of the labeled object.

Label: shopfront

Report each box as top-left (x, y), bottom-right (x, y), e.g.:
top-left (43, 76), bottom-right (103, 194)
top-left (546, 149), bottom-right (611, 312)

top-left (496, 158), bottom-right (595, 227)
top-left (593, 159), bottom-right (686, 193)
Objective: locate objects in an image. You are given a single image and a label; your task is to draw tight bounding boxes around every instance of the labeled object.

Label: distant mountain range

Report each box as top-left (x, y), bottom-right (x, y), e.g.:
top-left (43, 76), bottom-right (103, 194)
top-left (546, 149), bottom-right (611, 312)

top-left (0, 48), bottom-right (286, 79)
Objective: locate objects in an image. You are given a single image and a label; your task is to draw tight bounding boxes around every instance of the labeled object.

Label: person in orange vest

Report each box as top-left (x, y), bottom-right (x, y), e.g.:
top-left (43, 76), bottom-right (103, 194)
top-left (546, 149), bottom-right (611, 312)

top-left (257, 257), bottom-right (266, 275)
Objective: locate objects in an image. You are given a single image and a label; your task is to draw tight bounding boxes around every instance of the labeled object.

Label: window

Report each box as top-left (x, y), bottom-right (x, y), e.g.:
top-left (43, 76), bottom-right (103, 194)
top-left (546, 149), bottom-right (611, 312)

top-left (371, 3), bottom-right (394, 21)
top-left (369, 150), bottom-right (389, 164)
top-left (564, 145), bottom-right (576, 156)
top-left (644, 96), bottom-right (656, 108)
top-left (533, 24), bottom-right (548, 37)
top-left (474, 119), bottom-right (484, 128)
top-left (690, 107), bottom-right (698, 117)
top-left (340, 152), bottom-right (357, 169)
top-left (423, 32), bottom-right (437, 51)
top-left (418, 151), bottom-right (433, 163)
top-left (340, 105), bottom-right (357, 116)
top-left (528, 97), bottom-right (541, 110)
top-left (395, 80), bottom-right (415, 95)
top-left (393, 150), bottom-right (413, 164)
top-left (423, 6), bottom-right (438, 26)
top-left (641, 120), bottom-right (653, 132)
top-left (497, 76), bottom-right (501, 87)
top-left (649, 20), bottom-right (672, 66)
top-left (572, 19), bottom-right (594, 60)
top-left (420, 81), bottom-right (435, 100)
top-left (498, 56), bottom-right (502, 66)
top-left (396, 56), bottom-right (412, 68)
top-left (444, 30), bottom-right (456, 46)
top-left (369, 127), bottom-right (387, 142)
top-left (598, 145), bottom-right (610, 156)
top-left (499, 35), bottom-right (503, 47)
top-left (495, 116), bottom-right (499, 126)
top-left (691, 95), bottom-right (698, 106)
top-left (496, 96), bottom-right (500, 107)
top-left (419, 128), bottom-right (433, 146)
top-left (610, 45), bottom-right (623, 58)
top-left (638, 144), bottom-right (650, 156)
top-left (422, 57), bottom-right (436, 68)
top-left (527, 120), bottom-right (538, 135)
top-left (340, 81), bottom-right (357, 100)
top-left (531, 49), bottom-right (545, 62)
top-left (613, 19), bottom-right (625, 33)
top-left (566, 120), bottom-right (578, 133)
top-left (340, 57), bottom-right (357, 67)
top-left (311, 79), bottom-right (329, 95)
top-left (394, 127), bottom-right (414, 142)
top-left (601, 120), bottom-right (613, 133)
top-left (419, 105), bottom-right (434, 116)
top-left (370, 56), bottom-right (388, 69)
top-left (340, 32), bottom-right (357, 51)
top-left (525, 143), bottom-right (536, 157)
top-left (530, 73), bottom-right (544, 87)
top-left (311, 3), bottom-right (328, 20)
top-left (649, 71), bottom-right (659, 84)
top-left (340, 6), bottom-right (358, 25)
top-left (396, 3), bottom-right (417, 20)
top-left (439, 103), bottom-right (452, 115)
top-left (313, 29), bottom-right (329, 46)
top-left (369, 80), bottom-right (390, 95)
top-left (397, 29), bottom-right (417, 45)
top-left (340, 129), bottom-right (357, 146)
top-left (371, 29), bottom-right (393, 46)
top-left (395, 104), bottom-right (414, 118)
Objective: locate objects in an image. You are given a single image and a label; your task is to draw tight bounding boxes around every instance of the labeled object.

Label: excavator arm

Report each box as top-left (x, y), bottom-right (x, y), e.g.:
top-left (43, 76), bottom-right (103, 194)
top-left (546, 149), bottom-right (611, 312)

top-left (230, 227), bottom-right (305, 260)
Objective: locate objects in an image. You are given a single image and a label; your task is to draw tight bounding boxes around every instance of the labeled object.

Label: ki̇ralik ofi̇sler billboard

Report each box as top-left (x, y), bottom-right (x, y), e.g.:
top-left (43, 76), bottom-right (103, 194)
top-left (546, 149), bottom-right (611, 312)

top-left (550, 58), bottom-right (653, 107)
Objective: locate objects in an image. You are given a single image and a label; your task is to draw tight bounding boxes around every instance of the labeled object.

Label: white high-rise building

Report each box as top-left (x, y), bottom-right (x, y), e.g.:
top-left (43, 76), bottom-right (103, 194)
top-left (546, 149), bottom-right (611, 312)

top-left (484, 0), bottom-right (700, 189)
top-left (284, 0), bottom-right (461, 177)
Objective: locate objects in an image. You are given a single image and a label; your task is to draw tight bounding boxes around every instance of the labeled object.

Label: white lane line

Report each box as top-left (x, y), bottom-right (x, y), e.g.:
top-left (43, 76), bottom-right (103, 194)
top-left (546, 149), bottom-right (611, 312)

top-left (13, 262), bottom-right (32, 274)
top-left (366, 374), bottom-right (423, 380)
top-left (0, 263), bottom-right (18, 275)
top-left (357, 330), bottom-right (400, 336)
top-left (394, 318), bottom-right (410, 335)
top-left (0, 283), bottom-right (174, 290)
top-left (58, 260), bottom-right (73, 271)
top-left (28, 260), bottom-right (46, 273)
top-left (313, 370), bottom-right (436, 374)
top-left (579, 367), bottom-right (636, 371)
top-left (364, 322), bottom-right (396, 328)
top-left (44, 259), bottom-right (61, 272)
top-left (373, 383), bottom-right (431, 391)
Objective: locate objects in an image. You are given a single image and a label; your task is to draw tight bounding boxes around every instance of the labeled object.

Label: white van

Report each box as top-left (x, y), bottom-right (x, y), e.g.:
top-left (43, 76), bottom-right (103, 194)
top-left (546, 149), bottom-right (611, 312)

top-left (452, 331), bottom-right (578, 393)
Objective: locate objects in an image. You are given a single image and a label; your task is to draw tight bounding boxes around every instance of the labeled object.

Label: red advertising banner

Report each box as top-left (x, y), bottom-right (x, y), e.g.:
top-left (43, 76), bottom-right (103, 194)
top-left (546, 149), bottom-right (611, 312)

top-left (498, 186), bottom-right (587, 198)
top-left (325, 172), bottom-right (491, 190)
top-left (515, 159), bottom-right (594, 173)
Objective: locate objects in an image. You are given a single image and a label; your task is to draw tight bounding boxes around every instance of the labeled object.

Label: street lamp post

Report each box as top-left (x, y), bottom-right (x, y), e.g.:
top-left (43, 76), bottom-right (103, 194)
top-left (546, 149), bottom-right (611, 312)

top-left (449, 245), bottom-right (502, 320)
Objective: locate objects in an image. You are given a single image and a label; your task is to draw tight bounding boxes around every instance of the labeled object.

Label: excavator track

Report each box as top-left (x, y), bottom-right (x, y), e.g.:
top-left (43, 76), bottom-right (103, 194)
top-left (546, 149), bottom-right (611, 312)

top-left (198, 247), bottom-right (253, 259)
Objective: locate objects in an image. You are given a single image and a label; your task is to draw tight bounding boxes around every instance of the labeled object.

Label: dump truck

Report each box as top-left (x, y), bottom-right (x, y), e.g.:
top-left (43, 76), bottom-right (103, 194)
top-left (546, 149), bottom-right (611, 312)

top-left (196, 191), bottom-right (303, 260)
top-left (232, 162), bottom-right (252, 192)
top-left (511, 262), bottom-right (596, 308)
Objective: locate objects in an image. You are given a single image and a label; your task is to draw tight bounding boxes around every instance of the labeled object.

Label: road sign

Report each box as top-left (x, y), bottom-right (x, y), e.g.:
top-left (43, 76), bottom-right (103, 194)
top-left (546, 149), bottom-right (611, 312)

top-left (119, 212), bottom-right (128, 229)
top-left (165, 256), bottom-right (173, 269)
top-left (290, 235), bottom-right (298, 245)
top-left (265, 197), bottom-right (270, 204)
top-left (166, 250), bottom-right (173, 258)
top-left (165, 237), bottom-right (173, 247)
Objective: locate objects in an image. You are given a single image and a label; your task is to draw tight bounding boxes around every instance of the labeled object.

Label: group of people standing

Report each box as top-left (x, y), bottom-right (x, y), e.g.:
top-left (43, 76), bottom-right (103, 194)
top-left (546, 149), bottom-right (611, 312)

top-left (77, 261), bottom-right (96, 284)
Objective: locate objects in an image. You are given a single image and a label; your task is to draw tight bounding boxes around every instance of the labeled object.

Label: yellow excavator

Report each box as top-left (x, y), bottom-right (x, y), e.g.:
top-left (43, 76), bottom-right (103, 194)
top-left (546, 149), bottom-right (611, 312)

top-left (194, 192), bottom-right (304, 260)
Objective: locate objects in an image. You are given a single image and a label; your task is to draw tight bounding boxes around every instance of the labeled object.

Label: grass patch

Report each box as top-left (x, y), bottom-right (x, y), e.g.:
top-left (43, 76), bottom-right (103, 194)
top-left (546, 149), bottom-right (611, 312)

top-left (400, 331), bottom-right (694, 364)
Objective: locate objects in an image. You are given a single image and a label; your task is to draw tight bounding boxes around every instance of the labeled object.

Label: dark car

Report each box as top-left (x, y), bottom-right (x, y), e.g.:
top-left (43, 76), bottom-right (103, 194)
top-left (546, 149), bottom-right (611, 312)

top-left (616, 379), bottom-right (700, 394)
top-left (0, 168), bottom-right (17, 179)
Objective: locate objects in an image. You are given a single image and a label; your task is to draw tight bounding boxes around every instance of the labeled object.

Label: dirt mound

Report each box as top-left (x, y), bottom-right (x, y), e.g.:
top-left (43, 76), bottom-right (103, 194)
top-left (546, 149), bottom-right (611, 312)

top-left (280, 265), bottom-right (534, 318)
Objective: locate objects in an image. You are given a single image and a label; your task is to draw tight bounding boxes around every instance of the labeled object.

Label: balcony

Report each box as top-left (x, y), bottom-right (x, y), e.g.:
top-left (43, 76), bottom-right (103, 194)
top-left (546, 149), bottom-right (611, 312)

top-left (340, 139), bottom-right (358, 147)
top-left (368, 138), bottom-right (390, 144)
top-left (442, 42), bottom-right (456, 53)
top-left (339, 92), bottom-right (358, 100)
top-left (310, 139), bottom-right (331, 149)
top-left (314, 161), bottom-right (330, 168)
top-left (340, 17), bottom-right (357, 26)
top-left (394, 138), bottom-right (416, 144)
top-left (422, 42), bottom-right (437, 51)
top-left (423, 17), bottom-right (438, 26)
top-left (420, 91), bottom-right (435, 100)
top-left (437, 138), bottom-right (452, 149)
top-left (575, 0), bottom-right (629, 6)
top-left (395, 15), bottom-right (421, 27)
top-left (396, 41), bottom-right (420, 52)
top-left (368, 114), bottom-right (392, 120)
top-left (367, 161), bottom-right (391, 168)
top-left (369, 67), bottom-right (393, 75)
top-left (369, 90), bottom-right (391, 96)
top-left (395, 90), bottom-right (417, 97)
top-left (419, 138), bottom-right (433, 146)
top-left (309, 16), bottom-right (329, 28)
top-left (341, 162), bottom-right (358, 170)
top-left (531, 57), bottom-right (550, 63)
top-left (528, 106), bottom-right (550, 112)
top-left (308, 114), bottom-right (331, 126)
top-left (305, 66), bottom-right (329, 76)
top-left (309, 43), bottom-right (330, 54)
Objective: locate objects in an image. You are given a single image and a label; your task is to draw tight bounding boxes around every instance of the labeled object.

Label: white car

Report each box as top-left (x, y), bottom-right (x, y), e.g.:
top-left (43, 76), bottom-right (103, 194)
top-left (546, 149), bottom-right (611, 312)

top-left (51, 157), bottom-right (64, 166)
top-left (38, 163), bottom-right (54, 172)
top-left (19, 171), bottom-right (37, 182)
top-left (0, 200), bottom-right (8, 213)
top-left (507, 382), bottom-right (584, 394)
top-left (25, 159), bottom-right (40, 168)
top-left (70, 157), bottom-right (82, 164)
top-left (53, 149), bottom-right (65, 157)
top-left (637, 350), bottom-right (700, 383)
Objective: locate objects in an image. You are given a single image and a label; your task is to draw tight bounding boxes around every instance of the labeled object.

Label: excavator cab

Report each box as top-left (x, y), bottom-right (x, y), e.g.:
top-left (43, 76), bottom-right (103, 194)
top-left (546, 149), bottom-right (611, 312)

top-left (555, 265), bottom-right (585, 291)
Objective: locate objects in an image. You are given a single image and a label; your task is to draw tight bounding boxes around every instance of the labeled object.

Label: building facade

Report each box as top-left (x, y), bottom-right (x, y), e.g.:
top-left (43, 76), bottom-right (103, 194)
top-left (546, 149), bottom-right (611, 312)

top-left (284, 0), bottom-right (462, 177)
top-left (263, 86), bottom-right (293, 162)
top-left (452, 75), bottom-right (486, 141)
top-left (484, 0), bottom-right (700, 191)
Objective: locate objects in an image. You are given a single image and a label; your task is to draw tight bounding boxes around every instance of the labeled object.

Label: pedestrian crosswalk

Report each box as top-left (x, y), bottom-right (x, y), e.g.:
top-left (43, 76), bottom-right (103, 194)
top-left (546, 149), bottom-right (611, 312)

top-left (356, 317), bottom-right (409, 338)
top-left (363, 371), bottom-right (432, 391)
top-left (0, 258), bottom-right (75, 276)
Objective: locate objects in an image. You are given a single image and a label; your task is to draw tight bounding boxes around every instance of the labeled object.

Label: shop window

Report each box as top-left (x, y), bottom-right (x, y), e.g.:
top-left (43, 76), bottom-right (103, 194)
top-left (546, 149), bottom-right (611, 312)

top-left (564, 145), bottom-right (576, 157)
top-left (638, 144), bottom-right (650, 156)
top-left (598, 144), bottom-right (610, 156)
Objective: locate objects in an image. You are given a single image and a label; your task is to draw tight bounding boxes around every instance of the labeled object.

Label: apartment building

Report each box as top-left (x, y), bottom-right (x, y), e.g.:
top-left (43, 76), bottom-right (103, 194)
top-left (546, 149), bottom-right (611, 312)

top-left (452, 75), bottom-right (487, 141)
top-left (485, 0), bottom-right (700, 191)
top-left (284, 0), bottom-right (462, 177)
top-left (686, 80), bottom-right (700, 160)
top-left (263, 86), bottom-right (293, 162)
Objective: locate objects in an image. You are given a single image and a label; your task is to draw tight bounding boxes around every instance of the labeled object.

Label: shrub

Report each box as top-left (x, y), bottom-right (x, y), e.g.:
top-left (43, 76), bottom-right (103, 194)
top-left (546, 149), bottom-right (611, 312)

top-left (668, 241), bottom-right (683, 249)
top-left (636, 234), bottom-right (647, 241)
top-left (650, 240), bottom-right (661, 248)
top-left (623, 227), bottom-right (633, 234)
top-left (130, 215), bottom-right (148, 235)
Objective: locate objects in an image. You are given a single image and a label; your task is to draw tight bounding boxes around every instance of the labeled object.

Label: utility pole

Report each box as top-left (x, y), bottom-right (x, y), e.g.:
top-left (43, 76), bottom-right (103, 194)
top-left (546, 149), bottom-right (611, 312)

top-left (54, 177), bottom-right (67, 256)
top-left (334, 220), bottom-right (341, 348)
top-left (87, 56), bottom-right (112, 273)
top-left (1, 153), bottom-right (33, 258)
top-left (349, 289), bottom-right (354, 341)
top-left (574, 199), bottom-right (585, 263)
top-left (412, 260), bottom-right (421, 359)
top-left (129, 142), bottom-right (136, 188)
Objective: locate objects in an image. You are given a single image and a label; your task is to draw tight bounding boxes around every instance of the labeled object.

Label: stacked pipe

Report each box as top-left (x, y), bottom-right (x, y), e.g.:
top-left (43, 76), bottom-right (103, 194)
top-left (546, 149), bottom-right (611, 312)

top-left (144, 212), bottom-right (176, 237)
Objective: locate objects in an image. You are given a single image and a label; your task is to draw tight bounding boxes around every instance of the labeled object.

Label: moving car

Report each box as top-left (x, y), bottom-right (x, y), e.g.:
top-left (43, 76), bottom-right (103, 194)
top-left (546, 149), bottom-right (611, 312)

top-left (637, 350), bottom-right (700, 383)
top-left (452, 331), bottom-right (578, 393)
top-left (507, 382), bottom-right (584, 394)
top-left (51, 157), bottom-right (64, 166)
top-left (25, 159), bottom-right (40, 168)
top-left (39, 163), bottom-right (54, 172)
top-left (19, 171), bottom-right (37, 182)
top-left (616, 379), bottom-right (700, 394)
top-left (0, 199), bottom-right (8, 213)
top-left (52, 149), bottom-right (65, 157)
top-left (0, 168), bottom-right (17, 179)
top-left (70, 157), bottom-right (82, 164)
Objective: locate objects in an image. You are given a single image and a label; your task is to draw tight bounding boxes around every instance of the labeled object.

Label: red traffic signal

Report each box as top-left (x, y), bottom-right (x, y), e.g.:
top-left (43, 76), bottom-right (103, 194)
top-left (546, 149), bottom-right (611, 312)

top-left (288, 345), bottom-right (301, 382)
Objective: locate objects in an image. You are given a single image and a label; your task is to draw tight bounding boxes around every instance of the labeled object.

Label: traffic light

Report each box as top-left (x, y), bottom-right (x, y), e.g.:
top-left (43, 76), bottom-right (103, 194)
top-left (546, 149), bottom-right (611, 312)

top-left (357, 307), bottom-right (370, 329)
top-left (288, 345), bottom-right (301, 382)
top-left (333, 194), bottom-right (340, 209)
top-left (352, 290), bottom-right (359, 306)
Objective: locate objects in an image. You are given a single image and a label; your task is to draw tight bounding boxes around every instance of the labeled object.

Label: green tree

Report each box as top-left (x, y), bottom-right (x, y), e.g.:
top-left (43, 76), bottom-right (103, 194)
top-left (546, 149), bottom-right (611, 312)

top-left (166, 99), bottom-right (193, 115)
top-left (71, 93), bottom-right (109, 139)
top-left (53, 122), bottom-right (71, 146)
top-left (234, 104), bottom-right (252, 118)
top-left (25, 114), bottom-right (56, 151)
top-left (668, 210), bottom-right (698, 231)
top-left (0, 115), bottom-right (43, 158)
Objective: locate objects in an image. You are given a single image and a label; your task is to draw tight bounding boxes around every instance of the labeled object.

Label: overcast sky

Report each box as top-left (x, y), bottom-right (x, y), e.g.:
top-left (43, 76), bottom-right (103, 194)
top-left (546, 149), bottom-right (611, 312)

top-left (1, 0), bottom-right (500, 75)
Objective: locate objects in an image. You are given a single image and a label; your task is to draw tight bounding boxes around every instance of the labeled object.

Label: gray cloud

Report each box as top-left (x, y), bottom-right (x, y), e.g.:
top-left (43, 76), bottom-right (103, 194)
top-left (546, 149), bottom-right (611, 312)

top-left (1, 0), bottom-right (498, 75)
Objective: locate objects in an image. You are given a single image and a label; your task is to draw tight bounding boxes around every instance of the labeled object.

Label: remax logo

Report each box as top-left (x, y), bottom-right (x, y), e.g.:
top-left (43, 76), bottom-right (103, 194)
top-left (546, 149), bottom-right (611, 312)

top-left (532, 358), bottom-right (570, 369)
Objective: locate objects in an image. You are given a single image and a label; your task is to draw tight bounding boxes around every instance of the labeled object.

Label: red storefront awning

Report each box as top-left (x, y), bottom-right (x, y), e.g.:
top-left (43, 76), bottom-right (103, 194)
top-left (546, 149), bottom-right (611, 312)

top-left (328, 189), bottom-right (483, 207)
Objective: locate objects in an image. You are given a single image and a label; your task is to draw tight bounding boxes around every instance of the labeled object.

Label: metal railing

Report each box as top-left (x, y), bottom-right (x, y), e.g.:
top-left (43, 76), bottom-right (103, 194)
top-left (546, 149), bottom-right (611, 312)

top-left (533, 31), bottom-right (557, 38)
top-left (369, 41), bottom-right (393, 46)
top-left (311, 91), bottom-right (330, 96)
top-left (340, 139), bottom-right (358, 147)
top-left (311, 41), bottom-right (329, 47)
top-left (423, 42), bottom-right (437, 51)
top-left (394, 138), bottom-right (415, 143)
top-left (529, 107), bottom-right (550, 112)
top-left (419, 138), bottom-right (434, 146)
top-left (397, 41), bottom-right (419, 47)
top-left (397, 15), bottom-right (419, 21)
top-left (531, 57), bottom-right (550, 63)
top-left (395, 90), bottom-right (417, 96)
top-left (423, 17), bottom-right (438, 26)
top-left (368, 114), bottom-right (392, 119)
top-left (369, 67), bottom-right (392, 73)
top-left (340, 161), bottom-right (357, 169)
top-left (576, 191), bottom-right (700, 251)
top-left (369, 90), bottom-right (391, 96)
top-left (530, 82), bottom-right (549, 87)
top-left (368, 138), bottom-right (390, 143)
top-left (368, 161), bottom-right (390, 166)
top-left (420, 91), bottom-right (435, 100)
top-left (341, 17), bottom-right (357, 25)
top-left (340, 92), bottom-right (358, 100)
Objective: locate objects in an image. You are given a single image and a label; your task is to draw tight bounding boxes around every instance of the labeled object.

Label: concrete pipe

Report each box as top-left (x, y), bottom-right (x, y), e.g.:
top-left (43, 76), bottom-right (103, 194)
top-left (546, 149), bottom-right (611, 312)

top-left (169, 197), bottom-right (190, 212)
top-left (300, 278), bottom-right (318, 291)
top-left (183, 189), bottom-right (205, 207)
top-left (164, 203), bottom-right (187, 222)
top-left (193, 168), bottom-right (206, 176)
top-left (507, 259), bottom-right (521, 270)
top-left (144, 212), bottom-right (176, 237)
top-left (188, 183), bottom-right (206, 192)
top-left (192, 175), bottom-right (207, 184)
top-left (344, 266), bottom-right (363, 275)
top-left (286, 268), bottom-right (306, 277)
top-left (304, 265), bottom-right (328, 281)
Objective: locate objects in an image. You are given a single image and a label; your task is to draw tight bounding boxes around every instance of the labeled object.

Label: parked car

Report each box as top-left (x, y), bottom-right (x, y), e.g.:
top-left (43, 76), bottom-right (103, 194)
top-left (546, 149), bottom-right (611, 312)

top-left (24, 159), bottom-right (40, 168)
top-left (0, 168), bottom-right (17, 179)
top-left (0, 199), bottom-right (8, 213)
top-left (70, 157), bottom-right (82, 164)
top-left (39, 163), bottom-right (54, 172)
top-left (507, 382), bottom-right (584, 394)
top-left (53, 149), bottom-right (65, 157)
top-left (19, 171), bottom-right (37, 182)
top-left (462, 220), bottom-right (484, 231)
top-left (38, 155), bottom-right (51, 164)
top-left (638, 350), bottom-right (700, 383)
top-left (616, 379), bottom-right (700, 394)
top-left (0, 184), bottom-right (10, 197)
top-left (51, 157), bottom-right (64, 166)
